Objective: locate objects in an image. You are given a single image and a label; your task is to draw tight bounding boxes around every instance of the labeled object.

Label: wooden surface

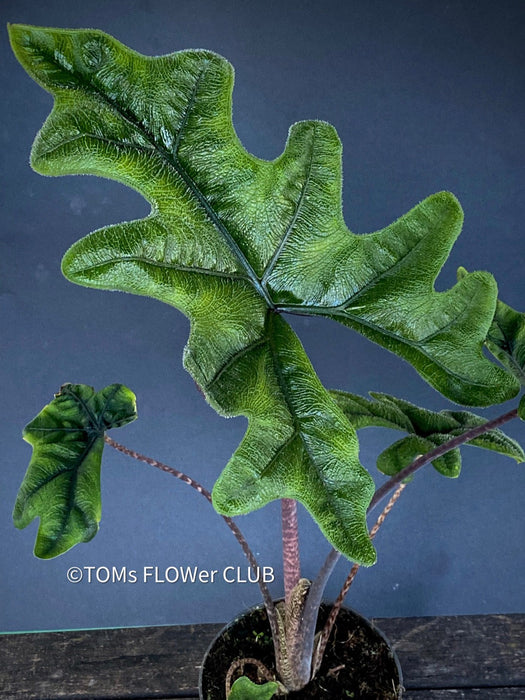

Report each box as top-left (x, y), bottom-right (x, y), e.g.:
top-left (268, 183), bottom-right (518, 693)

top-left (1, 614), bottom-right (523, 698)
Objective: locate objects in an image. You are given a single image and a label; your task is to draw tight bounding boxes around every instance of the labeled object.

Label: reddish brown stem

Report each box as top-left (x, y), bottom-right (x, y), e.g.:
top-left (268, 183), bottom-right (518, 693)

top-left (103, 435), bottom-right (281, 665)
top-left (315, 405), bottom-right (520, 594)
top-left (312, 483), bottom-right (406, 676)
top-left (369, 406), bottom-right (518, 513)
top-left (281, 498), bottom-right (301, 603)
top-left (311, 403), bottom-right (520, 677)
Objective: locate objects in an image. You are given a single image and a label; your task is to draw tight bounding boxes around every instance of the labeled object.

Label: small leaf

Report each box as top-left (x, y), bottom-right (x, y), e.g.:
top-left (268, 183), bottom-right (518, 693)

top-left (14, 383), bottom-right (137, 558)
top-left (333, 391), bottom-right (524, 477)
top-left (330, 389), bottom-right (414, 432)
top-left (377, 435), bottom-right (461, 478)
top-left (228, 676), bottom-right (279, 699)
top-left (458, 266), bottom-right (525, 385)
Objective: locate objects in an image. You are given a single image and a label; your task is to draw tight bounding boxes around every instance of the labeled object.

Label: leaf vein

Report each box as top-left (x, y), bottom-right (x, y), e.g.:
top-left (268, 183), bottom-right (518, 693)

top-left (280, 305), bottom-right (492, 390)
top-left (259, 431), bottom-right (300, 479)
top-left (52, 73), bottom-right (273, 306)
top-left (70, 255), bottom-right (251, 281)
top-left (205, 337), bottom-right (267, 391)
top-left (172, 62), bottom-right (209, 155)
top-left (339, 233), bottom-right (430, 311)
top-left (261, 125), bottom-right (315, 285)
top-left (63, 386), bottom-right (99, 428)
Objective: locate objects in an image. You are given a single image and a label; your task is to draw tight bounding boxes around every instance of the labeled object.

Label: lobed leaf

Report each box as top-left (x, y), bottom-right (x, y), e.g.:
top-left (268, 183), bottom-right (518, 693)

top-left (9, 25), bottom-right (519, 563)
top-left (14, 383), bottom-right (137, 558)
top-left (376, 435), bottom-right (461, 478)
top-left (333, 390), bottom-right (524, 477)
top-left (458, 266), bottom-right (525, 385)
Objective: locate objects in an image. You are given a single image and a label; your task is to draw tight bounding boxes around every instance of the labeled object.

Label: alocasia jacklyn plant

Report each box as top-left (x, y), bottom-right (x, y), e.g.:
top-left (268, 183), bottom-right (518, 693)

top-left (8, 24), bottom-right (525, 697)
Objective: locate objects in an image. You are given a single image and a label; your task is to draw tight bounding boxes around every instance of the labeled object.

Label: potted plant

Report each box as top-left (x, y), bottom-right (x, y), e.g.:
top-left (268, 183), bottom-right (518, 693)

top-left (8, 23), bottom-right (524, 698)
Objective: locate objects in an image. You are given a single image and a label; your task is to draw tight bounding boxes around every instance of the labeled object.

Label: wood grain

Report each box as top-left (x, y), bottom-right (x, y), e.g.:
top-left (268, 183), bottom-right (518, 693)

top-left (1, 614), bottom-right (523, 699)
top-left (0, 624), bottom-right (221, 699)
top-left (404, 691), bottom-right (525, 699)
top-left (377, 614), bottom-right (525, 688)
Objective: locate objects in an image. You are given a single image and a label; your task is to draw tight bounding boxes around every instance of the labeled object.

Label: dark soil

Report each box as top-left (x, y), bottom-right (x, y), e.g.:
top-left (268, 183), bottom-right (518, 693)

top-left (200, 604), bottom-right (402, 699)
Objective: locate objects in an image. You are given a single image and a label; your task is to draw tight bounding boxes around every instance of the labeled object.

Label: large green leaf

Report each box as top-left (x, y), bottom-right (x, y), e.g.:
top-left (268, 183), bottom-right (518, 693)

top-left (9, 25), bottom-right (518, 563)
top-left (14, 383), bottom-right (137, 558)
top-left (458, 266), bottom-right (525, 385)
top-left (333, 390), bottom-right (524, 477)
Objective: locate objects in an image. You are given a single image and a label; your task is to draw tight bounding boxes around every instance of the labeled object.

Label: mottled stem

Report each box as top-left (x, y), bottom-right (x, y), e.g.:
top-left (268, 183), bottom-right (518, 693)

top-left (281, 498), bottom-right (301, 603)
top-left (312, 483), bottom-right (406, 676)
top-left (308, 404), bottom-right (520, 679)
top-left (369, 406), bottom-right (519, 514)
top-left (317, 405), bottom-right (520, 596)
top-left (225, 657), bottom-right (278, 697)
top-left (103, 435), bottom-right (281, 664)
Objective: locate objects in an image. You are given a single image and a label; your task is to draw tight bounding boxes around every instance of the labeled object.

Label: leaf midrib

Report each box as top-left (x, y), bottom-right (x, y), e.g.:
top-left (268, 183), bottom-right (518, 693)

top-left (280, 305), bottom-right (494, 390)
top-left (265, 313), bottom-right (363, 513)
top-left (67, 253), bottom-right (251, 282)
top-left (260, 127), bottom-right (315, 285)
top-left (35, 386), bottom-right (108, 543)
top-left (46, 58), bottom-right (275, 308)
top-left (21, 432), bottom-right (98, 503)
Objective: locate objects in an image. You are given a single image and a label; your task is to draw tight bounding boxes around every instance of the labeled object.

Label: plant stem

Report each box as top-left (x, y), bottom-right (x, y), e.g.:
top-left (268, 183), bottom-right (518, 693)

top-left (103, 435), bottom-right (281, 663)
top-left (312, 483), bottom-right (406, 676)
top-left (281, 498), bottom-right (301, 604)
top-left (317, 405), bottom-right (519, 582)
top-left (291, 547), bottom-right (341, 685)
top-left (368, 406), bottom-right (519, 514)
top-left (105, 404), bottom-right (519, 687)
top-left (225, 657), bottom-right (279, 697)
top-left (309, 404), bottom-right (520, 677)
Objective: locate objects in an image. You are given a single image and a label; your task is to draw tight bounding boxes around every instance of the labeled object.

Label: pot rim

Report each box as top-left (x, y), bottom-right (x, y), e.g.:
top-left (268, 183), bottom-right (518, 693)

top-left (198, 601), bottom-right (403, 699)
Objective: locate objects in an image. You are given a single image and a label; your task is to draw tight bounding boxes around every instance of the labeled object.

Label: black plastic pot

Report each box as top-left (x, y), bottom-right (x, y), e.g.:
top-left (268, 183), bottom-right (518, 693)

top-left (199, 602), bottom-right (403, 699)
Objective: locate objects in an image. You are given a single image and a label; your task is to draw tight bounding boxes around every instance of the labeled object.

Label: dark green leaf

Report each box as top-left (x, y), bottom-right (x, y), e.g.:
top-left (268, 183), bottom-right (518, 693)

top-left (330, 389), bottom-right (416, 432)
top-left (333, 391), bottom-right (524, 477)
top-left (10, 25), bottom-right (519, 562)
top-left (377, 435), bottom-right (461, 478)
top-left (14, 383), bottom-right (137, 558)
top-left (458, 266), bottom-right (525, 385)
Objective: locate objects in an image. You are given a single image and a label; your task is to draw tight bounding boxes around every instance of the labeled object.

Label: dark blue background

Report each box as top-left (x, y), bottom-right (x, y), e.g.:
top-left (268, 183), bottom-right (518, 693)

top-left (1, 0), bottom-right (524, 632)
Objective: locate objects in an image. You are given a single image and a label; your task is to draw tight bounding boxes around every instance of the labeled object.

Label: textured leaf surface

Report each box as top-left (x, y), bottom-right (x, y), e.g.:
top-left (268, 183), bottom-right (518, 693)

top-left (228, 677), bottom-right (278, 700)
top-left (9, 25), bottom-right (519, 562)
top-left (458, 267), bottom-right (525, 385)
top-left (14, 383), bottom-right (137, 558)
top-left (332, 391), bottom-right (524, 477)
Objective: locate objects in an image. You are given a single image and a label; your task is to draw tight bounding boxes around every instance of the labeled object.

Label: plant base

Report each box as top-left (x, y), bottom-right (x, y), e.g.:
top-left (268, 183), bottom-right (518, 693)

top-left (200, 603), bottom-right (402, 699)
